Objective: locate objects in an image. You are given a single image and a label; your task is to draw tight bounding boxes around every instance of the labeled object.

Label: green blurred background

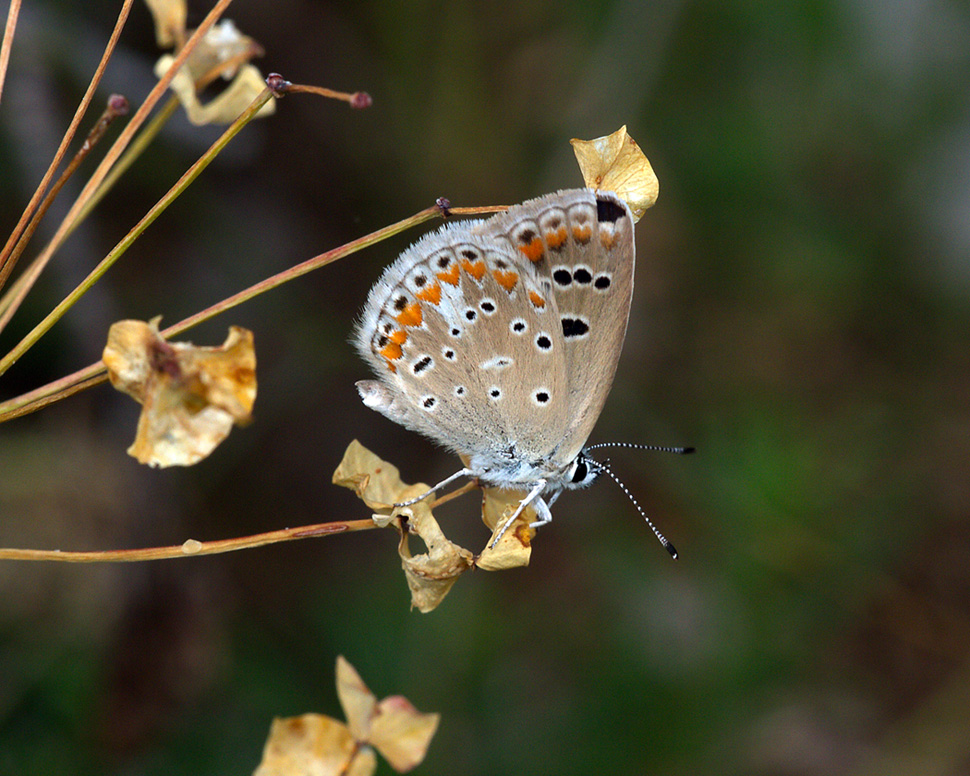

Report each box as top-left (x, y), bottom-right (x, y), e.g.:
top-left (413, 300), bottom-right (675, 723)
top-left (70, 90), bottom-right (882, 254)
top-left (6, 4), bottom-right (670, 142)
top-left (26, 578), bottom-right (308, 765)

top-left (1, 0), bottom-right (969, 773)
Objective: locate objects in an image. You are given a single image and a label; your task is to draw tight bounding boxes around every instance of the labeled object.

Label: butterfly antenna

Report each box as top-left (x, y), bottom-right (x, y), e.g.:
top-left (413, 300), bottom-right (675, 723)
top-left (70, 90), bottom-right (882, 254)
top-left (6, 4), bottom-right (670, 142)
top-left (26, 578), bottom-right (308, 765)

top-left (586, 442), bottom-right (695, 455)
top-left (586, 458), bottom-right (679, 560)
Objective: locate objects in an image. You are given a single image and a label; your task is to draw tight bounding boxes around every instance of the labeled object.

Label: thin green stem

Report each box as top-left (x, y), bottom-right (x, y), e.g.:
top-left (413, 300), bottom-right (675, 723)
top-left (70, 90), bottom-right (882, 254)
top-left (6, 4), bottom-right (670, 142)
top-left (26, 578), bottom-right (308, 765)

top-left (0, 85), bottom-right (273, 379)
top-left (0, 203), bottom-right (505, 423)
top-left (0, 96), bottom-right (129, 293)
top-left (0, 0), bottom-right (133, 283)
top-left (74, 96), bottom-right (180, 228)
top-left (0, 0), bottom-right (232, 333)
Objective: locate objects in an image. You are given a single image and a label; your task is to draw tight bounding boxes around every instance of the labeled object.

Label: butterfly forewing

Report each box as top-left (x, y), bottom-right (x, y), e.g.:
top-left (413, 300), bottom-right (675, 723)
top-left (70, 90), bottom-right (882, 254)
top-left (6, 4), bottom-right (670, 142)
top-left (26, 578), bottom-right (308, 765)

top-left (354, 220), bottom-right (571, 461)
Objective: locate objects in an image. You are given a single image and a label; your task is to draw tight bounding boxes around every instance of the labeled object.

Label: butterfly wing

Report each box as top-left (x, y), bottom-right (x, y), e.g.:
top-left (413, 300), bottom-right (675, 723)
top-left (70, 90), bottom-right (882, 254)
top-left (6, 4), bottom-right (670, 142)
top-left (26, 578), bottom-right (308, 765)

top-left (479, 189), bottom-right (636, 465)
top-left (354, 219), bottom-right (572, 463)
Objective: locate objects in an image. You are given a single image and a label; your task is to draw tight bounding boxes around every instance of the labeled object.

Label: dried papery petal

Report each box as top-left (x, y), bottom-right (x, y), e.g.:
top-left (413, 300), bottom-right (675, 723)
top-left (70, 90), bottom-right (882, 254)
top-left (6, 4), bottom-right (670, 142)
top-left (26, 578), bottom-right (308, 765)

top-left (333, 442), bottom-right (475, 610)
top-left (253, 714), bottom-right (376, 776)
top-left (185, 19), bottom-right (257, 80)
top-left (475, 488), bottom-right (534, 571)
top-left (103, 319), bottom-right (256, 467)
top-left (336, 656), bottom-right (378, 742)
top-left (154, 19), bottom-right (274, 125)
top-left (145, 0), bottom-right (187, 49)
top-left (156, 57), bottom-right (275, 125)
top-left (332, 440), bottom-right (412, 512)
top-left (570, 125), bottom-right (659, 222)
top-left (395, 494), bottom-right (475, 613)
top-left (369, 695), bottom-right (440, 773)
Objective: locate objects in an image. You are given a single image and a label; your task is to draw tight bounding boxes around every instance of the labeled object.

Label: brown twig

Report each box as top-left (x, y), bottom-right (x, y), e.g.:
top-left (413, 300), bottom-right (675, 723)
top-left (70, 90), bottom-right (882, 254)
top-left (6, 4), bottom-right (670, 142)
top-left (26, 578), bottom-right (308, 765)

top-left (0, 0), bottom-right (134, 283)
top-left (0, 0), bottom-right (234, 334)
top-left (0, 0), bottom-right (21, 105)
top-left (0, 484), bottom-right (478, 563)
top-left (0, 199), bottom-right (507, 421)
top-left (0, 95), bottom-right (130, 291)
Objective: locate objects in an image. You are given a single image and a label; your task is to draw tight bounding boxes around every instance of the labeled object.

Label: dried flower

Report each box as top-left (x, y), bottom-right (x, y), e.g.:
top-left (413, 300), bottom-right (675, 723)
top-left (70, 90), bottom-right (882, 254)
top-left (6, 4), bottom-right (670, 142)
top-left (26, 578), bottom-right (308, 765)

top-left (102, 318), bottom-right (256, 467)
top-left (570, 125), bottom-right (659, 222)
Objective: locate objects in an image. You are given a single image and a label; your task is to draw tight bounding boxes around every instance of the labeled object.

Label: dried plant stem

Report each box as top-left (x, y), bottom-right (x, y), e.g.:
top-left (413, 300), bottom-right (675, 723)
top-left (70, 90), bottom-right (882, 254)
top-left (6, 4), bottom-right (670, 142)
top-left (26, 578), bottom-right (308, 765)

top-left (0, 0), bottom-right (234, 334)
top-left (0, 0), bottom-right (21, 105)
top-left (0, 83), bottom-right (273, 380)
top-left (284, 82), bottom-right (372, 109)
top-left (0, 520), bottom-right (377, 562)
top-left (0, 483), bottom-right (477, 562)
top-left (0, 0), bottom-right (134, 283)
top-left (0, 201), bottom-right (504, 421)
top-left (0, 96), bottom-right (129, 292)
top-left (161, 202), bottom-right (448, 339)
top-left (76, 48), bottom-right (262, 225)
top-left (74, 97), bottom-right (180, 229)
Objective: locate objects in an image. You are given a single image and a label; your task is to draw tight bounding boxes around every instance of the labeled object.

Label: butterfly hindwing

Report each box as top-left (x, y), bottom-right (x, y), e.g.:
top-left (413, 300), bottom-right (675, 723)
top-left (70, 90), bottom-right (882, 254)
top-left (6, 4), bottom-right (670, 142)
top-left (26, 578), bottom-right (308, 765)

top-left (478, 189), bottom-right (636, 465)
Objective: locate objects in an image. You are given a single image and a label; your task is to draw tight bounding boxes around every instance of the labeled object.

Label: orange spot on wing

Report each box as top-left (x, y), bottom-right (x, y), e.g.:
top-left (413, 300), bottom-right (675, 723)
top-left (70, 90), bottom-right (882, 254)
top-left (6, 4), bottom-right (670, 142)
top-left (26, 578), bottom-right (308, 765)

top-left (461, 258), bottom-right (486, 281)
top-left (437, 264), bottom-right (461, 285)
top-left (528, 290), bottom-right (546, 308)
top-left (416, 282), bottom-right (442, 305)
top-left (389, 329), bottom-right (408, 345)
top-left (492, 269), bottom-right (519, 291)
top-left (599, 228), bottom-right (618, 249)
top-left (545, 227), bottom-right (568, 250)
top-left (395, 302), bottom-right (423, 327)
top-left (380, 342), bottom-right (403, 361)
top-left (517, 237), bottom-right (545, 262)
top-left (572, 225), bottom-right (593, 243)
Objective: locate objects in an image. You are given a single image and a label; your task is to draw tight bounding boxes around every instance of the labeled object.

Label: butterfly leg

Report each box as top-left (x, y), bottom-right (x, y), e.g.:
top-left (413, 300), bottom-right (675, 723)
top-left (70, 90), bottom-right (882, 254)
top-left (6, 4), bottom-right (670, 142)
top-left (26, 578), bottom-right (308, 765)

top-left (393, 468), bottom-right (474, 508)
top-left (490, 479), bottom-right (547, 547)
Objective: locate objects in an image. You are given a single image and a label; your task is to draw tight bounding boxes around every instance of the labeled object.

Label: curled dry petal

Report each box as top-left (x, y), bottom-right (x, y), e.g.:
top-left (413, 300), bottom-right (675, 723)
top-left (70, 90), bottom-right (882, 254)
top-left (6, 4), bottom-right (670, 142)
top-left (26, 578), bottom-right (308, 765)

top-left (395, 495), bottom-right (474, 613)
top-left (336, 656), bottom-right (378, 742)
top-left (253, 714), bottom-right (377, 776)
top-left (570, 125), bottom-right (659, 222)
top-left (332, 440), bottom-right (411, 511)
top-left (333, 442), bottom-right (475, 611)
top-left (154, 20), bottom-right (275, 125)
top-left (102, 319), bottom-right (256, 468)
top-left (369, 695), bottom-right (441, 773)
top-left (475, 488), bottom-right (534, 571)
top-left (333, 657), bottom-right (439, 774)
top-left (145, 0), bottom-right (187, 49)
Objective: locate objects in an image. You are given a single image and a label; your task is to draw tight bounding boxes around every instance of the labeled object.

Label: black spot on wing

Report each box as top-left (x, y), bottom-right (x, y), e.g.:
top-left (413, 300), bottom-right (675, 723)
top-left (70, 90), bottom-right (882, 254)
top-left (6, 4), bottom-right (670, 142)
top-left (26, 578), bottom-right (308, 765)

top-left (596, 196), bottom-right (626, 223)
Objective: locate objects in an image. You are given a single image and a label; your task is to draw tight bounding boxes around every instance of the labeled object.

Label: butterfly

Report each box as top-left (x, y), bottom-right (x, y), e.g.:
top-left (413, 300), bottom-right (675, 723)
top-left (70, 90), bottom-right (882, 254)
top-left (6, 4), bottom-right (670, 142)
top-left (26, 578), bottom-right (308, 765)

top-left (355, 189), bottom-right (683, 554)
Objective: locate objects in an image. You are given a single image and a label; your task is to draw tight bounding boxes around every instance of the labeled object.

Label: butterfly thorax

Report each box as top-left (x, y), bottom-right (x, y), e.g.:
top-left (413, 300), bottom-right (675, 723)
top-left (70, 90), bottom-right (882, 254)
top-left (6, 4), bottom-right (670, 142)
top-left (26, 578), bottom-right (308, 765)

top-left (469, 447), bottom-right (600, 494)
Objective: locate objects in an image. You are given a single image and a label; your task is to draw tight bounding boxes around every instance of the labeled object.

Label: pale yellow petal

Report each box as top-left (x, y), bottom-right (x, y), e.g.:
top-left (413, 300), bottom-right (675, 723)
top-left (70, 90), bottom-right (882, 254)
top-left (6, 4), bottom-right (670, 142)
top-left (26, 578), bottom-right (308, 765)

top-left (335, 656), bottom-right (377, 742)
top-left (155, 57), bottom-right (275, 126)
top-left (253, 714), bottom-right (363, 776)
top-left (475, 488), bottom-right (533, 571)
top-left (103, 320), bottom-right (257, 468)
top-left (570, 125), bottom-right (659, 222)
top-left (368, 695), bottom-right (440, 773)
top-left (144, 0), bottom-right (186, 49)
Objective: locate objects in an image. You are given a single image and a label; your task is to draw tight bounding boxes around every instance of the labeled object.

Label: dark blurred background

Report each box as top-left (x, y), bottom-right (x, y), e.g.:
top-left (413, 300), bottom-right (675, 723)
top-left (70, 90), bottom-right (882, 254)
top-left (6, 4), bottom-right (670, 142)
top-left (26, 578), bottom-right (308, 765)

top-left (1, 1), bottom-right (969, 774)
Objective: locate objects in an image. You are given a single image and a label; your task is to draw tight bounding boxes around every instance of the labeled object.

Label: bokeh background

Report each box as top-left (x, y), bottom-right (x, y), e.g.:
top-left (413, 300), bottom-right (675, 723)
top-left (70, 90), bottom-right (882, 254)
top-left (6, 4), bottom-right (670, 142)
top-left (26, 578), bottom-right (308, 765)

top-left (1, 1), bottom-right (969, 774)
